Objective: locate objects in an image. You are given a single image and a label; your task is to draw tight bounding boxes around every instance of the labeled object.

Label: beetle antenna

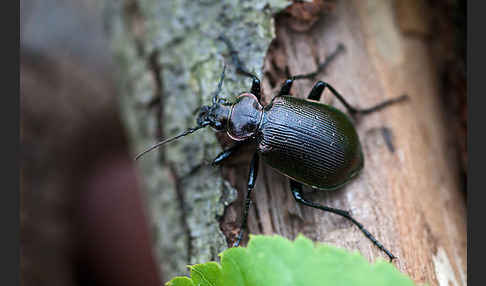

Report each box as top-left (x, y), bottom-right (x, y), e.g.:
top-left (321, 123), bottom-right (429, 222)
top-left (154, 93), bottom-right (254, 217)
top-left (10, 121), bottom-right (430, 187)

top-left (212, 64), bottom-right (226, 104)
top-left (135, 124), bottom-right (208, 160)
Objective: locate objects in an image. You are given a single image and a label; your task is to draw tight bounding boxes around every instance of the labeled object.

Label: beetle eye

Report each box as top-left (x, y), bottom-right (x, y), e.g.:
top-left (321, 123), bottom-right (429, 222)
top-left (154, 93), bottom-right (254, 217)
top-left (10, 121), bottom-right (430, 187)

top-left (200, 105), bottom-right (210, 114)
top-left (218, 98), bottom-right (229, 105)
top-left (196, 105), bottom-right (211, 126)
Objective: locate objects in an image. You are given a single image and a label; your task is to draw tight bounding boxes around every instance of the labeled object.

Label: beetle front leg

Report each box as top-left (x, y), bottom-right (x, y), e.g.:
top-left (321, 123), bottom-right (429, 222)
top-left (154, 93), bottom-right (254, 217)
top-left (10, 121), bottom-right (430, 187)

top-left (234, 152), bottom-right (260, 247)
top-left (218, 34), bottom-right (254, 78)
top-left (250, 77), bottom-right (261, 101)
top-left (218, 34), bottom-right (262, 101)
top-left (289, 179), bottom-right (396, 261)
top-left (211, 141), bottom-right (246, 166)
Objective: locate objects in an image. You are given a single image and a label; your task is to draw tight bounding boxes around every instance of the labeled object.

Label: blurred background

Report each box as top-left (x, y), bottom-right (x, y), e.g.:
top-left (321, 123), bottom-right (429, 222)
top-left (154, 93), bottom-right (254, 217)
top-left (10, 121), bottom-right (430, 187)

top-left (21, 1), bottom-right (161, 285)
top-left (20, 0), bottom-right (466, 285)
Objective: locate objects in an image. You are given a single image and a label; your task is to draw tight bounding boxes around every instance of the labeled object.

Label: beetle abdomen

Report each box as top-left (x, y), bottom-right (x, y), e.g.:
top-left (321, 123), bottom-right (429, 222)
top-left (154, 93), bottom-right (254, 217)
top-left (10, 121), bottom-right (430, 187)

top-left (257, 96), bottom-right (363, 190)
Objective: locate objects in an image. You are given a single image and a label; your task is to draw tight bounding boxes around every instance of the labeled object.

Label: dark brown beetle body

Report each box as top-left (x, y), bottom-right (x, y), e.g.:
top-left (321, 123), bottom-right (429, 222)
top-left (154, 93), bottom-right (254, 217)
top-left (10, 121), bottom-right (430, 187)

top-left (257, 95), bottom-right (363, 190)
top-left (225, 93), bottom-right (363, 190)
top-left (136, 42), bottom-right (408, 260)
top-left (227, 93), bottom-right (263, 141)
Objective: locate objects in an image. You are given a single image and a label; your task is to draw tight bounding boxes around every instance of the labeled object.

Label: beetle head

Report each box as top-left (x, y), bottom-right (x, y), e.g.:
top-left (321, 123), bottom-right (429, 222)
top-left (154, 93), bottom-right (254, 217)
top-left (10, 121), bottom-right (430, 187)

top-left (135, 65), bottom-right (228, 160)
top-left (196, 101), bottom-right (230, 131)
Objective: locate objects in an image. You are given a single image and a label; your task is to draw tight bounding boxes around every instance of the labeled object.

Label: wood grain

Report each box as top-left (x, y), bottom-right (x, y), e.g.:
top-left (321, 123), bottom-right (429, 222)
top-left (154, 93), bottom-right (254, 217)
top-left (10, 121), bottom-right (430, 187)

top-left (221, 1), bottom-right (466, 285)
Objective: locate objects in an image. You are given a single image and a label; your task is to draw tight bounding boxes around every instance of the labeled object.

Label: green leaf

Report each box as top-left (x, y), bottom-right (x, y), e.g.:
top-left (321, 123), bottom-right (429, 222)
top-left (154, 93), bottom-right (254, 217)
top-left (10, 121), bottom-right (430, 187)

top-left (189, 262), bottom-right (222, 286)
top-left (165, 276), bottom-right (194, 286)
top-left (166, 234), bottom-right (420, 286)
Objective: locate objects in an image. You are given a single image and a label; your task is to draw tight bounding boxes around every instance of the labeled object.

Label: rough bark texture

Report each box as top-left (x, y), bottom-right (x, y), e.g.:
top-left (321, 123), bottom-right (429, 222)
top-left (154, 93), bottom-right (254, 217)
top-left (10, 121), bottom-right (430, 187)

top-left (107, 0), bottom-right (290, 279)
top-left (108, 0), bottom-right (466, 285)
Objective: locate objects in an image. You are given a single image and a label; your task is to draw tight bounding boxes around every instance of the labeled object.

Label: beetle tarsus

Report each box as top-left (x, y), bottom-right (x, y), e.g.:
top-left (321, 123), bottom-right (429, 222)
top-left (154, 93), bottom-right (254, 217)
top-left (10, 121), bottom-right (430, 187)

top-left (355, 94), bottom-right (409, 116)
top-left (292, 43), bottom-right (346, 80)
top-left (273, 44), bottom-right (345, 99)
top-left (306, 81), bottom-right (409, 118)
top-left (211, 64), bottom-right (227, 104)
top-left (218, 34), bottom-right (258, 80)
top-left (218, 34), bottom-right (262, 102)
top-left (289, 179), bottom-right (396, 261)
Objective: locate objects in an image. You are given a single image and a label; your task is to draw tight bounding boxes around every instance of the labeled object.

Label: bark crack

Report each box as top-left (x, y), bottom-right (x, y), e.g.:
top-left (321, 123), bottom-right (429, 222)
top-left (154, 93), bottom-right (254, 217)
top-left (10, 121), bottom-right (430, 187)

top-left (123, 0), bottom-right (166, 162)
top-left (168, 163), bottom-right (193, 265)
top-left (147, 50), bottom-right (166, 163)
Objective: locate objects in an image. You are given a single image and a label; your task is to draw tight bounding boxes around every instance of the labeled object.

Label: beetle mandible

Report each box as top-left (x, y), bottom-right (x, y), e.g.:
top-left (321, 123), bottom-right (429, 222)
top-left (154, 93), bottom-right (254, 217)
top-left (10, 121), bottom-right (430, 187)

top-left (136, 39), bottom-right (408, 261)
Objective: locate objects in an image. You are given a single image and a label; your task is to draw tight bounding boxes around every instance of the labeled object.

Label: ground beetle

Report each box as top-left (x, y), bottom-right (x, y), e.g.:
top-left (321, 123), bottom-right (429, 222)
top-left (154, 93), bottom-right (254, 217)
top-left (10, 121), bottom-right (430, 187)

top-left (136, 38), bottom-right (408, 261)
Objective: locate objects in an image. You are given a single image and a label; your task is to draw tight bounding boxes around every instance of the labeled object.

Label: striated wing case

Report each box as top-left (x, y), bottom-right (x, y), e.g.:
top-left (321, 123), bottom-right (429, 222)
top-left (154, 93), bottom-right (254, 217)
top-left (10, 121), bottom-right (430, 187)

top-left (257, 96), bottom-right (363, 190)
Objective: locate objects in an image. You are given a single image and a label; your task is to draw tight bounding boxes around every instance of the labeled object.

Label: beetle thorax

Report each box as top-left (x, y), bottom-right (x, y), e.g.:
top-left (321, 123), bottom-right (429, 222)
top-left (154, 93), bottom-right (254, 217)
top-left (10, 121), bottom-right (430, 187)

top-left (227, 93), bottom-right (263, 141)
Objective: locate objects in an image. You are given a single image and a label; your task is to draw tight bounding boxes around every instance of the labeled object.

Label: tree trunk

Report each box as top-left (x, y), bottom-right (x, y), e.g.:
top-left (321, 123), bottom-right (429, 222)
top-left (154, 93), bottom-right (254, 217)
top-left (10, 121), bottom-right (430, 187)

top-left (107, 0), bottom-right (466, 285)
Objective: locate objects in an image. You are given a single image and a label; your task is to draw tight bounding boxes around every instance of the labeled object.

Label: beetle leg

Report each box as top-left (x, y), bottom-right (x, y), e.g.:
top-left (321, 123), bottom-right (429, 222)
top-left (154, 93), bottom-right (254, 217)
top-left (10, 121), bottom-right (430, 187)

top-left (291, 44), bottom-right (345, 80)
top-left (250, 77), bottom-right (261, 101)
top-left (313, 81), bottom-right (409, 118)
top-left (218, 34), bottom-right (254, 78)
top-left (277, 44), bottom-right (343, 99)
top-left (218, 34), bottom-right (262, 101)
top-left (351, 93), bottom-right (409, 116)
top-left (277, 78), bottom-right (294, 97)
top-left (234, 152), bottom-right (260, 247)
top-left (307, 81), bottom-right (326, 101)
top-left (211, 141), bottom-right (246, 166)
top-left (289, 179), bottom-right (396, 261)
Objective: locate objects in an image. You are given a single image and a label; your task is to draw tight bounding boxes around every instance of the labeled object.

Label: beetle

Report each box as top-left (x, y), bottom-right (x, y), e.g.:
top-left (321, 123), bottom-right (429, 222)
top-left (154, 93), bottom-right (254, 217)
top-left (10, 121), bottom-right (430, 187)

top-left (136, 40), bottom-right (408, 261)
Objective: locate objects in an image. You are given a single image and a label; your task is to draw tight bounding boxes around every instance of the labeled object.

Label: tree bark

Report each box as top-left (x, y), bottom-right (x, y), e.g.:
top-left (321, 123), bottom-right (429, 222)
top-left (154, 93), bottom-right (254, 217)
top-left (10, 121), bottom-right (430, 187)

top-left (108, 0), bottom-right (466, 285)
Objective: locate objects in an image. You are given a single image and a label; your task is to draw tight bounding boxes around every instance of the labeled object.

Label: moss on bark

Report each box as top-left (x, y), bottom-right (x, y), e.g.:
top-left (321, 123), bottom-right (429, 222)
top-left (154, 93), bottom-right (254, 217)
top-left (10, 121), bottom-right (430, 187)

top-left (106, 0), bottom-right (289, 278)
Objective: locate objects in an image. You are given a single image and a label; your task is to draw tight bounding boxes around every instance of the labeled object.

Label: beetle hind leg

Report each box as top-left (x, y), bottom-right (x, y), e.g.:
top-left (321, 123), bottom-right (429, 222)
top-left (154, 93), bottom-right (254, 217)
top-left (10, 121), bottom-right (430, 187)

top-left (289, 179), bottom-right (396, 261)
